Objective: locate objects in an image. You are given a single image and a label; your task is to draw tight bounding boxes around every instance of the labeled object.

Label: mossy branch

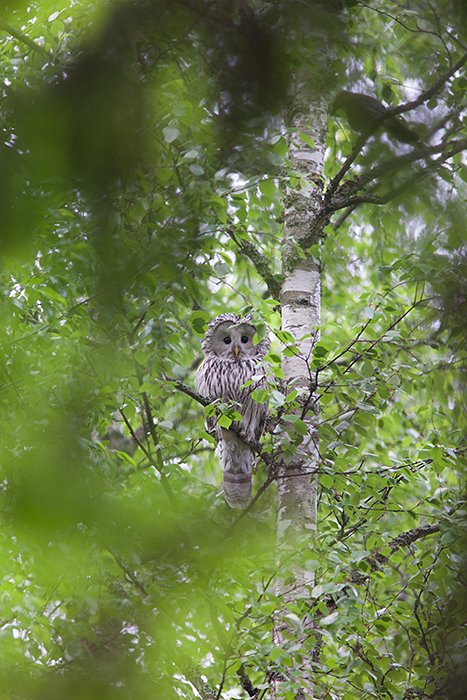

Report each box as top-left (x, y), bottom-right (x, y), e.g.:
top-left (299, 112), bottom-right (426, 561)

top-left (187, 669), bottom-right (218, 700)
top-left (388, 522), bottom-right (441, 554)
top-left (227, 227), bottom-right (282, 301)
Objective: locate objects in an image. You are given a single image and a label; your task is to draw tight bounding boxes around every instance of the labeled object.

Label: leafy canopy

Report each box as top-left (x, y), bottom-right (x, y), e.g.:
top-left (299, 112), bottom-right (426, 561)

top-left (0, 1), bottom-right (466, 699)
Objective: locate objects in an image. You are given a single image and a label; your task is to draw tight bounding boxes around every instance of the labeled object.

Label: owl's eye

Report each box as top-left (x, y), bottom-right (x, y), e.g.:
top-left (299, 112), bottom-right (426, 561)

top-left (223, 337), bottom-right (231, 344)
top-left (241, 336), bottom-right (249, 344)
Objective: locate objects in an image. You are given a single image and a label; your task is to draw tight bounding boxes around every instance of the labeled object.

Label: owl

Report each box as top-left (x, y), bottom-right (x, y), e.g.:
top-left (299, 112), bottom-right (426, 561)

top-left (195, 313), bottom-right (270, 509)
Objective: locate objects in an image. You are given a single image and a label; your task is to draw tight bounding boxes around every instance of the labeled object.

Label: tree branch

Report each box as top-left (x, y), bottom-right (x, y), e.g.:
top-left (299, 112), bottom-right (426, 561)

top-left (351, 522), bottom-right (442, 579)
top-left (120, 409), bottom-right (151, 459)
top-left (323, 131), bottom-right (370, 205)
top-left (226, 227), bottom-right (282, 301)
top-left (132, 360), bottom-right (176, 504)
top-left (350, 141), bottom-right (445, 191)
top-left (326, 138), bottom-right (467, 217)
top-left (0, 20), bottom-right (50, 56)
top-left (324, 50), bottom-right (467, 208)
top-left (164, 373), bottom-right (274, 468)
top-left (237, 664), bottom-right (259, 698)
top-left (388, 522), bottom-right (441, 554)
top-left (187, 669), bottom-right (218, 700)
top-left (106, 546), bottom-right (149, 596)
top-left (388, 50), bottom-right (467, 118)
top-left (163, 375), bottom-right (211, 407)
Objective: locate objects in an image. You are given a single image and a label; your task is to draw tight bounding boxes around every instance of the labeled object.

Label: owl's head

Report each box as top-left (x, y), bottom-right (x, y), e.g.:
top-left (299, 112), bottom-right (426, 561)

top-left (202, 313), bottom-right (270, 361)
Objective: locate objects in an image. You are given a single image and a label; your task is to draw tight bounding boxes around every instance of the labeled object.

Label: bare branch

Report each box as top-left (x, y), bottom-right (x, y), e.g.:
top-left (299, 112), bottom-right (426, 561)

top-left (163, 374), bottom-right (211, 407)
top-left (350, 522), bottom-right (442, 579)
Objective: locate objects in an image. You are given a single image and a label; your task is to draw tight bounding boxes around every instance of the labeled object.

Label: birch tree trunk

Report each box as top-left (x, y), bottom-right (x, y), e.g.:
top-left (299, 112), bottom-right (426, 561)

top-left (273, 78), bottom-right (328, 700)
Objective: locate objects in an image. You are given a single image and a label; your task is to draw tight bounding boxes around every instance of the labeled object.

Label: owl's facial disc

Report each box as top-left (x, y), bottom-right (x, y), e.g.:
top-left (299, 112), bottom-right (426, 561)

top-left (214, 320), bottom-right (257, 359)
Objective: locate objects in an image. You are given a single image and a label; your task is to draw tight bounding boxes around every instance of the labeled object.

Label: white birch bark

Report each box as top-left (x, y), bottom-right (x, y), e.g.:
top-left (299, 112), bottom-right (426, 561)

top-left (273, 82), bottom-right (328, 700)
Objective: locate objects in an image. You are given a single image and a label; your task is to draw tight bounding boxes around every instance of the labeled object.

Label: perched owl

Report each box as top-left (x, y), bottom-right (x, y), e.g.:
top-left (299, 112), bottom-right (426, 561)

top-left (195, 313), bottom-right (270, 509)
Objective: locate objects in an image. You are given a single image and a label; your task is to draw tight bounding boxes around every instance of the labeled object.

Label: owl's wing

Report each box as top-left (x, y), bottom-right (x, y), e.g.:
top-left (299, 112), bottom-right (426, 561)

top-left (195, 357), bottom-right (223, 436)
top-left (241, 400), bottom-right (268, 442)
top-left (237, 370), bottom-right (269, 443)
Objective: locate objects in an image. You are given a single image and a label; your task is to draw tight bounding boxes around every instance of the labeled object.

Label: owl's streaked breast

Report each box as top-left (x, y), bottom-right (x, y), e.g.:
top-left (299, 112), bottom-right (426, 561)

top-left (196, 356), bottom-right (261, 401)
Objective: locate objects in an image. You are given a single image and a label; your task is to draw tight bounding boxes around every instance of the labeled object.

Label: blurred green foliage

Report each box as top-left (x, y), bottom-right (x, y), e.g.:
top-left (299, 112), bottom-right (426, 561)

top-left (0, 1), bottom-right (466, 699)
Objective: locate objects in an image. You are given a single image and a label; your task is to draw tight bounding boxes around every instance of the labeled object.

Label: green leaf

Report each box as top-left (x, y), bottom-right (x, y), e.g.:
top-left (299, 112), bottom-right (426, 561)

top-left (259, 179), bottom-right (276, 197)
top-left (320, 611), bottom-right (338, 625)
top-left (313, 343), bottom-right (330, 358)
top-left (158, 420), bottom-right (173, 430)
top-left (217, 414), bottom-right (232, 429)
top-left (162, 126), bottom-right (180, 143)
top-left (299, 133), bottom-right (314, 148)
top-left (213, 261), bottom-right (230, 277)
top-left (304, 559), bottom-right (320, 571)
top-left (252, 388), bottom-right (269, 404)
top-left (191, 311), bottom-right (209, 336)
top-left (189, 163), bottom-right (204, 176)
top-left (320, 474), bottom-right (333, 488)
top-left (269, 646), bottom-right (283, 661)
top-left (293, 419), bottom-right (308, 436)
top-left (276, 330), bottom-right (296, 344)
top-left (283, 346), bottom-right (299, 357)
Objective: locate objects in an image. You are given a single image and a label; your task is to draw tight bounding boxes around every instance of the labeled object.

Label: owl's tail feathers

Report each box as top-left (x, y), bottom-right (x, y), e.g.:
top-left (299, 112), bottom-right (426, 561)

top-left (218, 431), bottom-right (254, 509)
top-left (223, 469), bottom-right (252, 509)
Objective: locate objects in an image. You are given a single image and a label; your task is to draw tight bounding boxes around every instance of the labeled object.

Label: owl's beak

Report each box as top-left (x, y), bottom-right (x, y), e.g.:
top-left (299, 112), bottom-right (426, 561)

top-left (234, 345), bottom-right (239, 357)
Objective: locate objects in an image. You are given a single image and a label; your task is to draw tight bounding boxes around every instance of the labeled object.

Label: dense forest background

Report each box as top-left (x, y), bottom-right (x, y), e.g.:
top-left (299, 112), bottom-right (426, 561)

top-left (0, 1), bottom-right (466, 698)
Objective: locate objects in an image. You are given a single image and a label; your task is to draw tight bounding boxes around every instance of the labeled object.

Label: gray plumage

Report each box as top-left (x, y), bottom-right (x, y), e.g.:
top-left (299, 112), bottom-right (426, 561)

top-left (195, 313), bottom-right (270, 509)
